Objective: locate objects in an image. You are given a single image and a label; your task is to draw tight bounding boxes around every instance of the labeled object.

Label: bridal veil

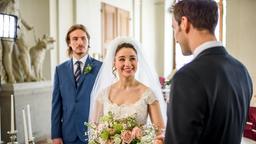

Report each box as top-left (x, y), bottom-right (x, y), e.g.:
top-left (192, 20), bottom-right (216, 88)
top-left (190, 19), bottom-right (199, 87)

top-left (89, 36), bottom-right (166, 123)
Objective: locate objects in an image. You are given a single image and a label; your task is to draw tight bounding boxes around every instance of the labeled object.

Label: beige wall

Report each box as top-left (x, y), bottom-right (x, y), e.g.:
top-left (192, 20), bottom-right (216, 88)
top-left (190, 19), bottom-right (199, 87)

top-left (226, 0), bottom-right (256, 106)
top-left (141, 0), bottom-right (155, 70)
top-left (19, 0), bottom-right (165, 81)
top-left (75, 0), bottom-right (133, 54)
top-left (75, 0), bottom-right (164, 76)
top-left (19, 0), bottom-right (134, 81)
top-left (164, 0), bottom-right (174, 77)
top-left (18, 0), bottom-right (256, 107)
top-left (54, 0), bottom-right (135, 81)
top-left (153, 0), bottom-right (165, 76)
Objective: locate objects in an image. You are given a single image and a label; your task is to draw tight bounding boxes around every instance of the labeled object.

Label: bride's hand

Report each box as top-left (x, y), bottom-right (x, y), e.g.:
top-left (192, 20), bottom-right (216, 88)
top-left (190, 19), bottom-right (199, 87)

top-left (154, 133), bottom-right (165, 144)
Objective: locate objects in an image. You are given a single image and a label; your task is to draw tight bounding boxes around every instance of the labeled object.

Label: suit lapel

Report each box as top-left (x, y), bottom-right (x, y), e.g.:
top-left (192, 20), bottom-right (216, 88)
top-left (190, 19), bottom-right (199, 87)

top-left (67, 59), bottom-right (76, 89)
top-left (77, 56), bottom-right (93, 90)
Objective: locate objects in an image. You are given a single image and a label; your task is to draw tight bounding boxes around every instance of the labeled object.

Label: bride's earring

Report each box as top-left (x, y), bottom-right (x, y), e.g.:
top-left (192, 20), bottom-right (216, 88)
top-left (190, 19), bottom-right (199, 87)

top-left (112, 66), bottom-right (117, 78)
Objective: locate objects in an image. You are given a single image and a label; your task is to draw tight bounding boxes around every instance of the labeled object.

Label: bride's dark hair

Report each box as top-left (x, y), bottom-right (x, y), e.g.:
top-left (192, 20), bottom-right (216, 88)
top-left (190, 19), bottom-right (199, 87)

top-left (115, 43), bottom-right (137, 55)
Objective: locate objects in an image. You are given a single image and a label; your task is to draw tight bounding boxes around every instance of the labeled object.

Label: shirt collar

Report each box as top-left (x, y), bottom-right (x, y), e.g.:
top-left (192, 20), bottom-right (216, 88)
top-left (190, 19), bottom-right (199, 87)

top-left (73, 54), bottom-right (88, 65)
top-left (193, 41), bottom-right (223, 59)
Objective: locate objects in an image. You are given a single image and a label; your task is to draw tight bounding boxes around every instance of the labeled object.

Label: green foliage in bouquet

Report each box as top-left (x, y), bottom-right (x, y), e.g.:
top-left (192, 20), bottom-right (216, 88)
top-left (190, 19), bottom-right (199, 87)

top-left (85, 112), bottom-right (156, 144)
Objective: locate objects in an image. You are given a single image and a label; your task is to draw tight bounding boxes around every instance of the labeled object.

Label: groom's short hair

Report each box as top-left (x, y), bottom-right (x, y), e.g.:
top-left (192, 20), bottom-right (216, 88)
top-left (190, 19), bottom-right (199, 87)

top-left (170, 0), bottom-right (218, 34)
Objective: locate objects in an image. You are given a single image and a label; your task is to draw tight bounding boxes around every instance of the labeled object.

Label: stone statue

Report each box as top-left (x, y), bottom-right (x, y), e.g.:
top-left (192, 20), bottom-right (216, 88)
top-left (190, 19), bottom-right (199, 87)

top-left (1, 0), bottom-right (53, 83)
top-left (30, 35), bottom-right (55, 81)
top-left (14, 19), bottom-right (36, 82)
top-left (1, 0), bottom-right (37, 83)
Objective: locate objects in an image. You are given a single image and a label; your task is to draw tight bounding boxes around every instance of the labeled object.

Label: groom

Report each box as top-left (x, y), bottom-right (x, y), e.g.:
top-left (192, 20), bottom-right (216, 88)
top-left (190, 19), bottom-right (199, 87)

top-left (51, 24), bottom-right (102, 144)
top-left (165, 1), bottom-right (253, 144)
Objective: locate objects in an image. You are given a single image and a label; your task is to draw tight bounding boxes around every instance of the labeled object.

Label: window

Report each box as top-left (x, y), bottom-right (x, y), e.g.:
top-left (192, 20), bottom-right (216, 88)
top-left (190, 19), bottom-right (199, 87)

top-left (0, 13), bottom-right (17, 39)
top-left (101, 3), bottom-right (130, 58)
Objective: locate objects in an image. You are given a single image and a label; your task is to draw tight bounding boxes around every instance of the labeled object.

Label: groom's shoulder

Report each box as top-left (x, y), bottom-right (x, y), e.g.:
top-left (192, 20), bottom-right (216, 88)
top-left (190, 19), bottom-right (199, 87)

top-left (56, 59), bottom-right (71, 69)
top-left (91, 57), bottom-right (102, 68)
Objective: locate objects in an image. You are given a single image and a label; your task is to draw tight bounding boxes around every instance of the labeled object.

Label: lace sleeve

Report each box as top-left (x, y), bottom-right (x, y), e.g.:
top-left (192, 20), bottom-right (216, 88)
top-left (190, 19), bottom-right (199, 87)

top-left (146, 88), bottom-right (158, 104)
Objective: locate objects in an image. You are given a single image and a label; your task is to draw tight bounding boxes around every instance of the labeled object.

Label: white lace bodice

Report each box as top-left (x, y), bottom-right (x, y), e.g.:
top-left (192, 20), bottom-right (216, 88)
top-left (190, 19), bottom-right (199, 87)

top-left (96, 87), bottom-right (158, 125)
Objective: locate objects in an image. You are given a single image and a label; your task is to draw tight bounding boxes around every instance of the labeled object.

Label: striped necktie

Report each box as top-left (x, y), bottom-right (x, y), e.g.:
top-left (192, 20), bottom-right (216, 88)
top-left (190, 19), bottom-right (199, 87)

top-left (74, 61), bottom-right (82, 85)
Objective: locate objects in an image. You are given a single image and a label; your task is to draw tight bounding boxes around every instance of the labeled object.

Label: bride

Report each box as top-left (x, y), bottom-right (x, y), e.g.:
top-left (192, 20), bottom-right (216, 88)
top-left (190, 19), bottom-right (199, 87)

top-left (89, 36), bottom-right (166, 142)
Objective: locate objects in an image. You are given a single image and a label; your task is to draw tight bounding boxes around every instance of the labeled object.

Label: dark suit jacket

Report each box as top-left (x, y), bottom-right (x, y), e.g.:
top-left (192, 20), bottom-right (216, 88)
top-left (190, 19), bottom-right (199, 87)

top-left (165, 47), bottom-right (253, 144)
top-left (51, 56), bottom-right (102, 143)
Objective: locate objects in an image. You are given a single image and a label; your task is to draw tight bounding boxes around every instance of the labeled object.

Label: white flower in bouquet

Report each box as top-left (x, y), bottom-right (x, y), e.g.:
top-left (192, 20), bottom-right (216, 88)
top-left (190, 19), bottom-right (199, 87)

top-left (85, 112), bottom-right (158, 144)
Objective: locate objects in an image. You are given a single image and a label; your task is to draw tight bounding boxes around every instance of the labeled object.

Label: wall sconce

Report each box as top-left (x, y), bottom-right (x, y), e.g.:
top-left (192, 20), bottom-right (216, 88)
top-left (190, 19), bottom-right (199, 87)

top-left (0, 13), bottom-right (18, 39)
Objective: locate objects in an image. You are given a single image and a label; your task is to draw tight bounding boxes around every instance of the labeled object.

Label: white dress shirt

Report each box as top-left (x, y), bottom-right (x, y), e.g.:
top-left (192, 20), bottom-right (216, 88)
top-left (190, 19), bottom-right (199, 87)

top-left (73, 54), bottom-right (88, 74)
top-left (193, 41), bottom-right (223, 59)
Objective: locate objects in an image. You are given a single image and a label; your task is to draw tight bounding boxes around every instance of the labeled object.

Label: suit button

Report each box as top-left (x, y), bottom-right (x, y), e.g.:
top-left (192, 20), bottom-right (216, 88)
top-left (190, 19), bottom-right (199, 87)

top-left (75, 100), bottom-right (78, 103)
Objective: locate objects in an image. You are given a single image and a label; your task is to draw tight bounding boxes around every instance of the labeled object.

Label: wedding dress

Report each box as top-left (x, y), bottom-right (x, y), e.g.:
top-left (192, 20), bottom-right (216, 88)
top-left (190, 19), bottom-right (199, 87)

top-left (89, 36), bottom-right (166, 123)
top-left (96, 86), bottom-right (158, 125)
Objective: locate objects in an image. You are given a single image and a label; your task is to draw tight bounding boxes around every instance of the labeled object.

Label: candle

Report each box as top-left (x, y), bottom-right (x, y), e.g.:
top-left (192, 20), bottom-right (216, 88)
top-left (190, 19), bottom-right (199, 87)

top-left (11, 94), bottom-right (14, 132)
top-left (22, 109), bottom-right (29, 144)
top-left (26, 104), bottom-right (33, 139)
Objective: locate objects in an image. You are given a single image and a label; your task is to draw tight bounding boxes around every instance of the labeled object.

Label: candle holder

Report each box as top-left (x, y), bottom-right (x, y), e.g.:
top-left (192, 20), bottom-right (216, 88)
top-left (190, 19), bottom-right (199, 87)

top-left (7, 130), bottom-right (18, 144)
top-left (28, 137), bottom-right (35, 144)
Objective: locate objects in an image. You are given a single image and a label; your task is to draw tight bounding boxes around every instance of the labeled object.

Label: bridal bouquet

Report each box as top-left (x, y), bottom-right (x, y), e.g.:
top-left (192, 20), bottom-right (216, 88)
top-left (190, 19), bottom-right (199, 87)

top-left (85, 112), bottom-right (156, 144)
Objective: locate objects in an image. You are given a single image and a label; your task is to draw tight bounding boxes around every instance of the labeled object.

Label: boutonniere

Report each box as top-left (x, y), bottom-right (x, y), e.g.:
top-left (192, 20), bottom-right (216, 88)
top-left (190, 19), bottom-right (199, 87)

top-left (83, 64), bottom-right (93, 74)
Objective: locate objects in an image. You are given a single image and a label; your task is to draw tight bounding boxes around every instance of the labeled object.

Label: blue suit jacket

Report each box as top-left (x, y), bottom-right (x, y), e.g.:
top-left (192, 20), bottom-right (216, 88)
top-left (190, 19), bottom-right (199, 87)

top-left (51, 56), bottom-right (102, 143)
